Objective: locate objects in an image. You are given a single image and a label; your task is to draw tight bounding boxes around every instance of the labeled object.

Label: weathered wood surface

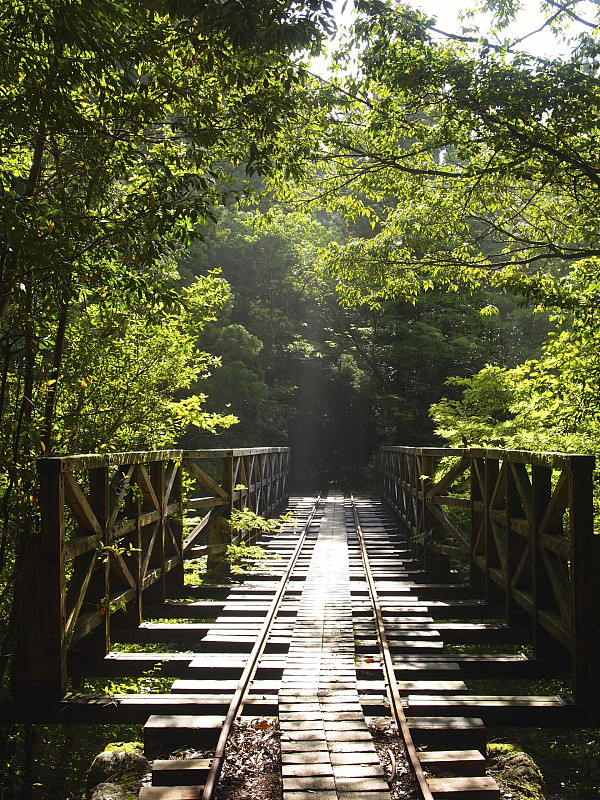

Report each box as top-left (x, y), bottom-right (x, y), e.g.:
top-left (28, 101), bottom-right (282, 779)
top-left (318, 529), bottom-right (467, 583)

top-left (12, 446), bottom-right (290, 702)
top-left (4, 478), bottom-right (597, 800)
top-left (381, 445), bottom-right (600, 704)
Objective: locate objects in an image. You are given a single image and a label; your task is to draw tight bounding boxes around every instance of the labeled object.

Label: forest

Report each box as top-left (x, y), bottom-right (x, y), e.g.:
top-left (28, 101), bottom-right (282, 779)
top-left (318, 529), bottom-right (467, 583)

top-left (2, 0), bottom-right (600, 793)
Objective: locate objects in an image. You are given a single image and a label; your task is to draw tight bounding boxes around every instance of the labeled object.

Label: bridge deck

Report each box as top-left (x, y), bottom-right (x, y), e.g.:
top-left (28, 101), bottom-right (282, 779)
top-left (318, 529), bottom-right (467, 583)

top-left (279, 492), bottom-right (391, 799)
top-left (5, 487), bottom-right (591, 800)
top-left (132, 491), bottom-right (566, 799)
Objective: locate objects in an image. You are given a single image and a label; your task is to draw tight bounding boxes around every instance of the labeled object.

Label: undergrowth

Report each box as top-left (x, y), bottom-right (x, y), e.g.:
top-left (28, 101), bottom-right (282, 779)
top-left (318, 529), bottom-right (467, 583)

top-left (0, 723), bottom-right (144, 800)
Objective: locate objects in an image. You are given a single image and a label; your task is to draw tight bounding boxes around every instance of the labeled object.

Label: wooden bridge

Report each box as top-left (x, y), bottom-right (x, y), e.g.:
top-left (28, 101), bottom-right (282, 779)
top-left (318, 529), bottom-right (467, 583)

top-left (3, 445), bottom-right (600, 799)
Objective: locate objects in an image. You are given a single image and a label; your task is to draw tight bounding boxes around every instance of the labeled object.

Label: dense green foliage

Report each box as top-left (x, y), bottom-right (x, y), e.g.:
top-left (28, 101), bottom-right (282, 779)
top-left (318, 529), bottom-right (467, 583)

top-left (0, 0), bottom-right (333, 721)
top-left (432, 260), bottom-right (600, 456)
top-left (180, 205), bottom-right (545, 484)
top-left (264, 0), bottom-right (600, 464)
top-left (282, 0), bottom-right (600, 298)
top-left (4, 0), bottom-right (600, 795)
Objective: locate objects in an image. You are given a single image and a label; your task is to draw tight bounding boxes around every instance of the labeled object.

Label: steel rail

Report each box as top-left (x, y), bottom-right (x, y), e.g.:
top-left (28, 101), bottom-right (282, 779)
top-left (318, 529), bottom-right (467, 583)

top-left (350, 494), bottom-right (434, 800)
top-left (201, 494), bottom-right (322, 800)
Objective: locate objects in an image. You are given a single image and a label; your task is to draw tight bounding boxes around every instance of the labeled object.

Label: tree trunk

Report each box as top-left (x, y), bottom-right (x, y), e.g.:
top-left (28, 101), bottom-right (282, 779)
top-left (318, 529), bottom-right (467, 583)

top-left (41, 306), bottom-right (69, 454)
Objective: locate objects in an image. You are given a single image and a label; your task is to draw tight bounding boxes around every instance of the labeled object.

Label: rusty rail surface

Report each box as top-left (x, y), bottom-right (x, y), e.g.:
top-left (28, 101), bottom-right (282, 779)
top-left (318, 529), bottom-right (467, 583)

top-left (350, 493), bottom-right (434, 800)
top-left (201, 493), bottom-right (322, 800)
top-left (381, 446), bottom-right (600, 703)
top-left (13, 447), bottom-right (290, 703)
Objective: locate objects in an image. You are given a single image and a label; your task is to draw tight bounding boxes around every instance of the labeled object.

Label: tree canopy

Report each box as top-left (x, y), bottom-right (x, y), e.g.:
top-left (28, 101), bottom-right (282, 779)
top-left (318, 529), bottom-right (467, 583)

top-left (256, 0), bottom-right (600, 467)
top-left (269, 0), bottom-right (600, 308)
top-left (0, 0), bottom-right (334, 701)
top-left (4, 0), bottom-right (600, 698)
top-left (1, 0), bottom-right (333, 315)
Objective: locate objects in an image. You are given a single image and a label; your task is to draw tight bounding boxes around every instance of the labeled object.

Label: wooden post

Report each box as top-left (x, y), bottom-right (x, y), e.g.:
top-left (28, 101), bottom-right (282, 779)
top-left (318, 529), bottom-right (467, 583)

top-left (13, 461), bottom-right (66, 703)
top-left (207, 456), bottom-right (233, 571)
top-left (504, 461), bottom-right (515, 622)
top-left (67, 466), bottom-right (110, 675)
top-left (420, 453), bottom-right (435, 573)
top-left (226, 451), bottom-right (234, 543)
top-left (258, 454), bottom-right (266, 517)
top-left (388, 451), bottom-right (397, 520)
top-left (165, 460), bottom-right (185, 593)
top-left (381, 450), bottom-right (389, 509)
top-left (248, 455), bottom-right (257, 514)
top-left (403, 450), bottom-right (410, 530)
top-left (484, 457), bottom-right (501, 607)
top-left (405, 452), bottom-right (417, 558)
top-left (570, 455), bottom-right (600, 705)
top-left (271, 452), bottom-right (279, 520)
top-left (396, 449), bottom-right (400, 512)
top-left (263, 452), bottom-right (272, 518)
top-left (150, 460), bottom-right (166, 604)
top-left (283, 450), bottom-right (290, 508)
top-left (110, 463), bottom-right (142, 636)
top-left (505, 461), bottom-right (528, 629)
top-left (532, 464), bottom-right (555, 661)
top-left (206, 519), bottom-right (227, 569)
top-left (469, 456), bottom-right (485, 590)
top-left (382, 450), bottom-right (392, 512)
top-left (424, 453), bottom-right (452, 582)
top-left (273, 451), bottom-right (283, 516)
top-left (132, 463), bottom-right (144, 624)
top-left (223, 455), bottom-right (234, 516)
top-left (89, 466), bottom-right (110, 659)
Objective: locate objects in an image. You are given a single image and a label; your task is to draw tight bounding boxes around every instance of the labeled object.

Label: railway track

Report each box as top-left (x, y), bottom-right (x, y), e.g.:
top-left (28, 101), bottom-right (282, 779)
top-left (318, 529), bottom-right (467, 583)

top-left (83, 490), bottom-right (575, 800)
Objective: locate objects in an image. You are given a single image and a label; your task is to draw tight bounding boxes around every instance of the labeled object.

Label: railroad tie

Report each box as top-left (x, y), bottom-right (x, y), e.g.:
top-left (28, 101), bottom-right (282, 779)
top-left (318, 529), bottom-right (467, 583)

top-left (279, 491), bottom-right (391, 800)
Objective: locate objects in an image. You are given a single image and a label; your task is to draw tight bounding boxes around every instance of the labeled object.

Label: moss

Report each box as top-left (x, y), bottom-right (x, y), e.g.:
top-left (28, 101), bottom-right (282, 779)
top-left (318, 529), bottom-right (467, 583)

top-left (488, 727), bottom-right (600, 798)
top-left (488, 741), bottom-right (546, 800)
top-left (115, 769), bottom-right (145, 793)
top-left (490, 742), bottom-right (523, 756)
top-left (103, 742), bottom-right (143, 754)
top-left (89, 783), bottom-right (136, 800)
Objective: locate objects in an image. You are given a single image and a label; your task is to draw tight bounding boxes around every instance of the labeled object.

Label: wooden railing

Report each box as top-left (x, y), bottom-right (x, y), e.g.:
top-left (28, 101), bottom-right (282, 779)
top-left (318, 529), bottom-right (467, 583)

top-left (381, 446), bottom-right (600, 703)
top-left (13, 447), bottom-right (290, 703)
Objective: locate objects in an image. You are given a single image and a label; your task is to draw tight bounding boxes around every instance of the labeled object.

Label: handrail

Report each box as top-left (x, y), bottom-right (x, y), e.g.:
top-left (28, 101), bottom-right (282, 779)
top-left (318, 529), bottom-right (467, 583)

top-left (381, 445), bottom-right (600, 704)
top-left (12, 446), bottom-right (290, 703)
top-left (382, 444), bottom-right (592, 469)
top-left (32, 447), bottom-right (291, 473)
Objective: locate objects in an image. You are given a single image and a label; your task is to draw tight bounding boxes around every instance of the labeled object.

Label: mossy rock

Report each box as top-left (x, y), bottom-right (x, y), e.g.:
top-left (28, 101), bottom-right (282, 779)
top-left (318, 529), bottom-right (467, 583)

top-left (103, 742), bottom-right (144, 755)
top-left (89, 783), bottom-right (136, 800)
top-left (488, 741), bottom-right (546, 800)
top-left (87, 742), bottom-right (149, 792)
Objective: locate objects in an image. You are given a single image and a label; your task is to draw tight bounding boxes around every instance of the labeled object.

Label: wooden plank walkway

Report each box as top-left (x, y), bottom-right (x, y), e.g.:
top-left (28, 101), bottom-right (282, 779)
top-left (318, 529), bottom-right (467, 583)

top-left (347, 498), bottom-right (500, 798)
top-left (279, 492), bottom-right (391, 800)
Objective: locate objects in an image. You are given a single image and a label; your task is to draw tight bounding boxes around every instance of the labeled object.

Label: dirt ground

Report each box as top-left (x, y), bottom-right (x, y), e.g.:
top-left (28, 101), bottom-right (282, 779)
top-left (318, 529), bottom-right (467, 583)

top-left (215, 718), bottom-right (282, 800)
top-left (213, 717), bottom-right (418, 800)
